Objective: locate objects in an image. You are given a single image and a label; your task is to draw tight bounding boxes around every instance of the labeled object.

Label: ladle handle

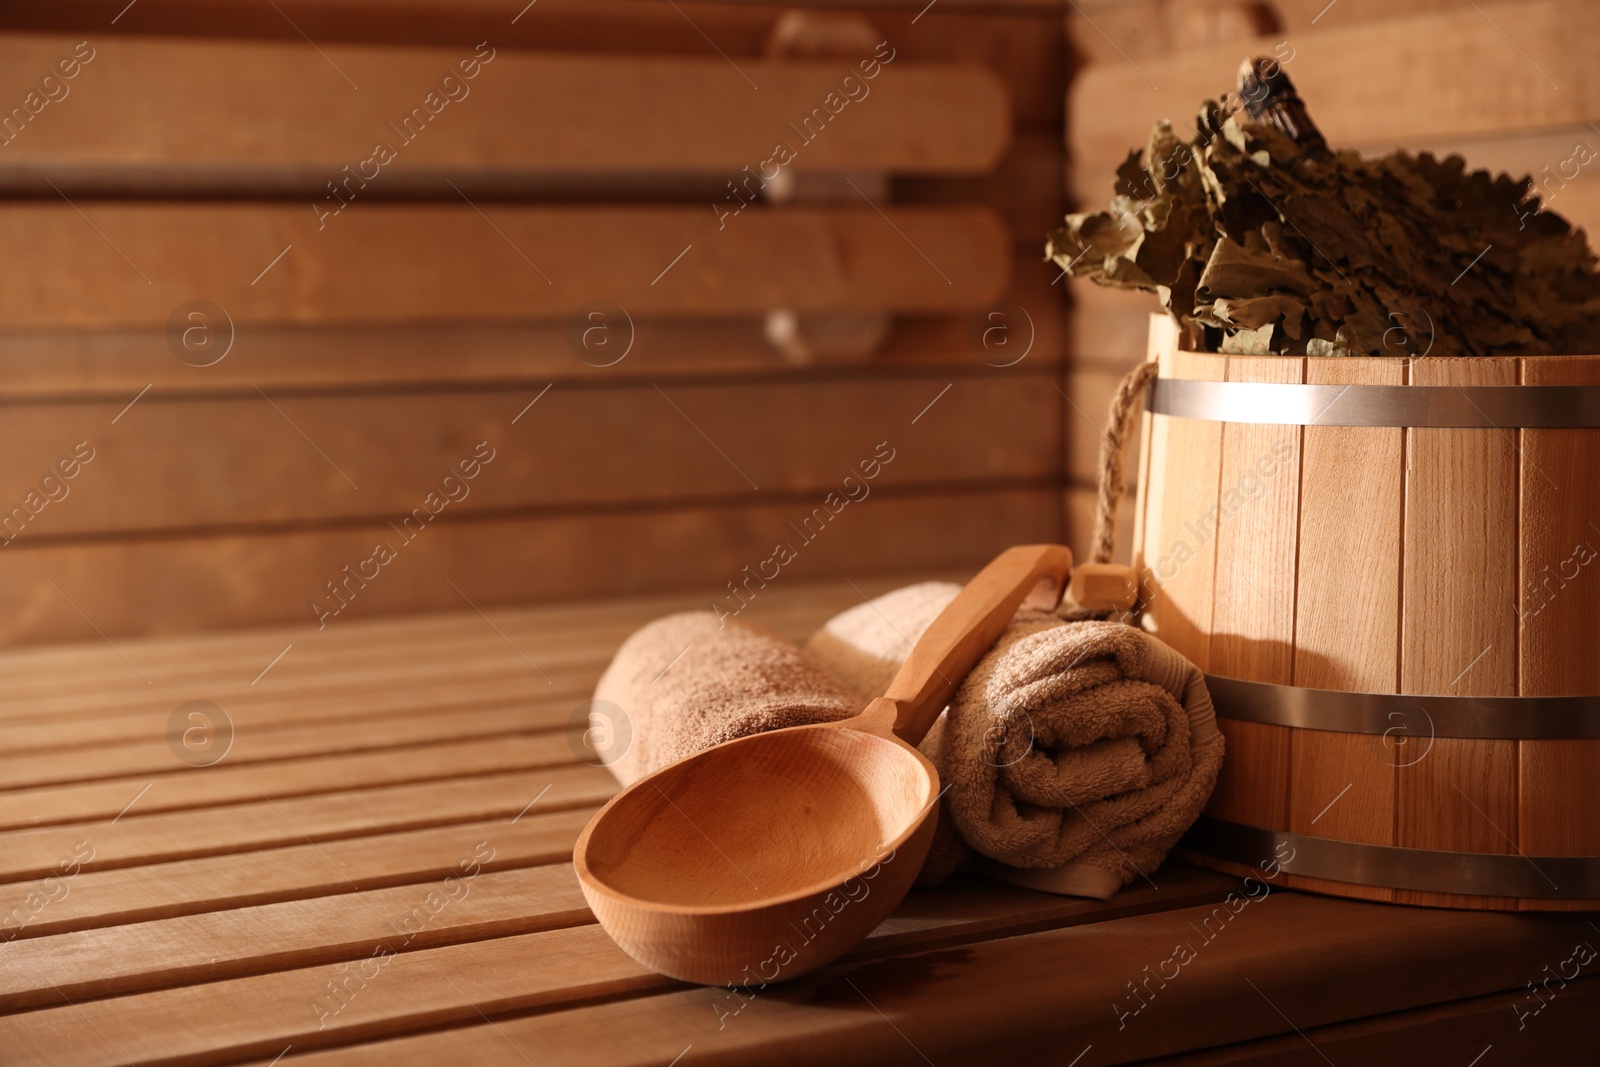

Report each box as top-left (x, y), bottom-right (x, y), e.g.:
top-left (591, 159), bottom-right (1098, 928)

top-left (881, 544), bottom-right (1073, 745)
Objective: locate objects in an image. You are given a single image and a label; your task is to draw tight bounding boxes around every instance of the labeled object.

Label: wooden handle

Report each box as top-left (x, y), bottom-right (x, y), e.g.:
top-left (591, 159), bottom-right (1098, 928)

top-left (881, 544), bottom-right (1073, 744)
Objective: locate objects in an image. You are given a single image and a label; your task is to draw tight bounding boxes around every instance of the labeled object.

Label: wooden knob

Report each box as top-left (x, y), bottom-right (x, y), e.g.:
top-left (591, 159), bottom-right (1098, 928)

top-left (1068, 563), bottom-right (1138, 613)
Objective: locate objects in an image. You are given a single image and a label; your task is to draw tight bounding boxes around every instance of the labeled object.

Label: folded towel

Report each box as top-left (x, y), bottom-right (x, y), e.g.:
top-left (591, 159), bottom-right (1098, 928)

top-left (592, 611), bottom-right (859, 788)
top-left (806, 582), bottom-right (1223, 899)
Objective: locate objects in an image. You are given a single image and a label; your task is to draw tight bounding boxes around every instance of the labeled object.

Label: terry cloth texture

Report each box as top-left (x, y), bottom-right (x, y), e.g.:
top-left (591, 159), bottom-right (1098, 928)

top-left (592, 611), bottom-right (859, 788)
top-left (806, 582), bottom-right (1224, 898)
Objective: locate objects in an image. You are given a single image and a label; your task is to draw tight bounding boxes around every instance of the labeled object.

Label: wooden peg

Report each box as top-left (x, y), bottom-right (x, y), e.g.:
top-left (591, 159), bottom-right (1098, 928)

top-left (1068, 563), bottom-right (1138, 613)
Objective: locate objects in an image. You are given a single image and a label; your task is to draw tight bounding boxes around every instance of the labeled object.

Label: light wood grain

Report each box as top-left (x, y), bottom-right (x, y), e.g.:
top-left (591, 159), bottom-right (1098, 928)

top-left (0, 574), bottom-right (916, 700)
top-left (0, 203), bottom-right (1009, 329)
top-left (0, 865), bottom-right (1242, 1067)
top-left (0, 250), bottom-right (1064, 403)
top-left (1201, 357), bottom-right (1302, 835)
top-left (0, 35), bottom-right (1007, 180)
top-left (0, 808), bottom-right (595, 940)
top-left (1209, 355), bottom-right (1304, 685)
top-left (0, 1), bottom-right (1068, 127)
top-left (1138, 344), bottom-right (1226, 668)
top-left (2, 570), bottom-right (1597, 1063)
top-left (0, 766), bottom-right (615, 883)
top-left (1071, 0), bottom-right (1595, 165)
top-left (0, 734), bottom-right (581, 831)
top-left (0, 706), bottom-right (572, 791)
top-left (1286, 357), bottom-right (1404, 903)
top-left (1517, 356), bottom-right (1600, 894)
top-left (0, 864), bottom-right (593, 1011)
top-left (0, 375), bottom-right (1058, 538)
top-left (223, 891), bottom-right (1596, 1067)
top-left (0, 487), bottom-right (1059, 646)
top-left (1397, 358), bottom-right (1520, 909)
top-left (1128, 314), bottom-right (1176, 580)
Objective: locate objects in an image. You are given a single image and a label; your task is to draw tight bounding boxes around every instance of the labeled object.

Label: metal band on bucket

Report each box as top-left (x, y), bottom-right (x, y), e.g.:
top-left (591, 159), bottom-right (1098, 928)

top-left (1183, 817), bottom-right (1600, 899)
top-left (1204, 674), bottom-right (1600, 740)
top-left (1147, 379), bottom-right (1600, 427)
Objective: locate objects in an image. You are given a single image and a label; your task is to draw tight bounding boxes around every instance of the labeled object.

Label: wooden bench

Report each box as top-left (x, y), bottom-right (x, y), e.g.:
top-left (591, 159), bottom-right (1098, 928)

top-left (1, 577), bottom-right (1596, 1064)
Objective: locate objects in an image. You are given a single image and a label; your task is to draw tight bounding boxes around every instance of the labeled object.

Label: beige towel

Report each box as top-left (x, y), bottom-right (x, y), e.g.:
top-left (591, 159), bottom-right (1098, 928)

top-left (593, 608), bottom-right (976, 888)
top-left (806, 582), bottom-right (1224, 899)
top-left (592, 611), bottom-right (858, 788)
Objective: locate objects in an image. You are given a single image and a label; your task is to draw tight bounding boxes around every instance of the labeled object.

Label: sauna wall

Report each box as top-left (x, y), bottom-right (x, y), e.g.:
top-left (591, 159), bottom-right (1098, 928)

top-left (0, 0), bottom-right (1072, 643)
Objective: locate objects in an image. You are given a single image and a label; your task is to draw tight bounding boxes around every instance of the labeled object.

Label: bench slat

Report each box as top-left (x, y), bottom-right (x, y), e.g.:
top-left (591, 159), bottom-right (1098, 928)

top-left (0, 865), bottom-right (592, 1012)
top-left (0, 766), bottom-right (614, 882)
top-left (231, 891), bottom-right (1597, 1067)
top-left (0, 869), bottom-right (1235, 1067)
top-left (0, 808), bottom-right (593, 939)
top-left (0, 705), bottom-right (574, 791)
top-left (0, 734), bottom-right (581, 831)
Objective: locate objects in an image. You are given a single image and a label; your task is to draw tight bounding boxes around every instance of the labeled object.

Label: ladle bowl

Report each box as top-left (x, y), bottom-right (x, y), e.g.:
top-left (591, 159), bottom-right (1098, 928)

top-left (573, 544), bottom-right (1074, 985)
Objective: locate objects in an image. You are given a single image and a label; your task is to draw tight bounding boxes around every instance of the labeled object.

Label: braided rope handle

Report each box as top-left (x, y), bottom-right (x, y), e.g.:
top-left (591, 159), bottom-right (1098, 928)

top-left (1088, 359), bottom-right (1160, 566)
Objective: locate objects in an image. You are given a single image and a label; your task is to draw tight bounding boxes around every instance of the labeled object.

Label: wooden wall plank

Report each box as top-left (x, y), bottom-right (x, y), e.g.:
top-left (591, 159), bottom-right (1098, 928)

top-left (1063, 363), bottom-right (1144, 493)
top-left (1204, 355), bottom-right (1303, 834)
top-left (1065, 482), bottom-right (1137, 568)
top-left (0, 35), bottom-right (1008, 180)
top-left (0, 203), bottom-right (1009, 328)
top-left (1071, 1), bottom-right (1595, 169)
top-left (1068, 0), bottom-right (1551, 63)
top-left (896, 133), bottom-right (1065, 244)
top-left (0, 487), bottom-right (1059, 645)
top-left (0, 3), bottom-right (1067, 129)
top-left (1397, 357), bottom-right (1520, 909)
top-left (1517, 356), bottom-right (1600, 891)
top-left (1067, 279), bottom-right (1156, 370)
top-left (1286, 357), bottom-right (1403, 903)
top-left (0, 256), bottom-right (1064, 403)
top-left (0, 375), bottom-right (1057, 538)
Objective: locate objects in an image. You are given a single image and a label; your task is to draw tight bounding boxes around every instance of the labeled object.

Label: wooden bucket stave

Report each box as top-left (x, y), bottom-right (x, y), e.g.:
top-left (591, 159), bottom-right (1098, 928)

top-left (1134, 315), bottom-right (1600, 910)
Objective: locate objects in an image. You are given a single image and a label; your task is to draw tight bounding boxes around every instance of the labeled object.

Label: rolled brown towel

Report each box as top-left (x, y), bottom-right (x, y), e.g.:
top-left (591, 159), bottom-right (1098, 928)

top-left (592, 611), bottom-right (858, 788)
top-left (806, 582), bottom-right (1224, 899)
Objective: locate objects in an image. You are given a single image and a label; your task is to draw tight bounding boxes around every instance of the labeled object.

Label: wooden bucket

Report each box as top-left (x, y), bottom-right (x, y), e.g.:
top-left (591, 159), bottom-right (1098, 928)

top-left (1132, 315), bottom-right (1600, 910)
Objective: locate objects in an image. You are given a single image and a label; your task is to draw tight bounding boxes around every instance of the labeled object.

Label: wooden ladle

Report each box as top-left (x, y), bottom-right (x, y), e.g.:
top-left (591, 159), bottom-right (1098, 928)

top-left (573, 544), bottom-right (1074, 985)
